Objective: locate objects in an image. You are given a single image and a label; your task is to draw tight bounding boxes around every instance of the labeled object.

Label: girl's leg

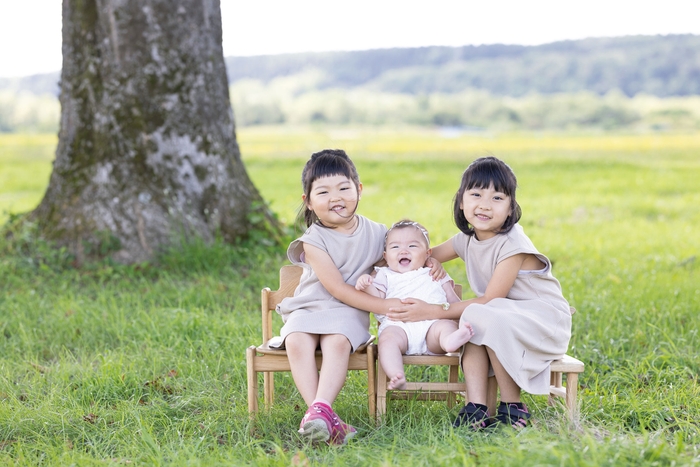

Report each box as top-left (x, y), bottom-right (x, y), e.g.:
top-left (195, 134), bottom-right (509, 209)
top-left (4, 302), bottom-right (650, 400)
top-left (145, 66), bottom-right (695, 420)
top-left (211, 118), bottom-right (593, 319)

top-left (485, 347), bottom-right (530, 428)
top-left (316, 334), bottom-right (352, 403)
top-left (485, 346), bottom-right (521, 403)
top-left (426, 319), bottom-right (474, 354)
top-left (453, 342), bottom-right (492, 428)
top-left (295, 334), bottom-right (354, 445)
top-left (461, 342), bottom-right (490, 405)
top-left (377, 326), bottom-right (409, 390)
top-left (285, 332), bottom-right (321, 406)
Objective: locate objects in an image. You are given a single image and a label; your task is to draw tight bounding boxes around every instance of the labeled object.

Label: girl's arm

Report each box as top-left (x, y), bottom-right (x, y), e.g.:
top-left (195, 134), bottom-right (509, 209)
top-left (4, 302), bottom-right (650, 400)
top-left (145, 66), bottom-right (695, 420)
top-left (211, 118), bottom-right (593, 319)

top-left (463, 253), bottom-right (525, 304)
top-left (381, 238), bottom-right (463, 321)
top-left (423, 238), bottom-right (458, 280)
top-left (430, 239), bottom-right (460, 263)
top-left (303, 243), bottom-right (400, 315)
top-left (387, 251), bottom-right (529, 322)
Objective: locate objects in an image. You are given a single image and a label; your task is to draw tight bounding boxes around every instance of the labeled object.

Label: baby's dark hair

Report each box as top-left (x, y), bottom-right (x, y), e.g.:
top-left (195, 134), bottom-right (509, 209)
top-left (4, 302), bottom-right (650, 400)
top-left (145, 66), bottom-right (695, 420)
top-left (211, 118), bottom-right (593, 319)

top-left (297, 149), bottom-right (361, 228)
top-left (453, 156), bottom-right (522, 236)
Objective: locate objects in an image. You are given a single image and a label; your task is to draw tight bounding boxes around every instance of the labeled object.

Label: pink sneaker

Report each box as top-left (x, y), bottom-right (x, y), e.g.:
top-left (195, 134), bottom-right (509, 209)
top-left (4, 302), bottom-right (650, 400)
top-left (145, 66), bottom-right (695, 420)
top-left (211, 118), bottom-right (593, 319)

top-left (326, 409), bottom-right (357, 445)
top-left (298, 404), bottom-right (332, 443)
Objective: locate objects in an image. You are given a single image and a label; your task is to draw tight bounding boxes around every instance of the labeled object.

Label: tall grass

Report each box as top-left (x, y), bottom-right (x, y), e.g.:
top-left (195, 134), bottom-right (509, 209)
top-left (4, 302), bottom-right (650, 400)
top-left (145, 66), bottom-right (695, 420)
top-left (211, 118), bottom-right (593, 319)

top-left (1, 128), bottom-right (699, 465)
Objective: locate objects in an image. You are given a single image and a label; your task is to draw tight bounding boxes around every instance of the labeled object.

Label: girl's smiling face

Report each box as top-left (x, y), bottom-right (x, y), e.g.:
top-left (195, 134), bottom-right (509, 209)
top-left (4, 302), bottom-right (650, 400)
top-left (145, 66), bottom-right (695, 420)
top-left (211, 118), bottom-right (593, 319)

top-left (460, 183), bottom-right (512, 240)
top-left (303, 174), bottom-right (362, 230)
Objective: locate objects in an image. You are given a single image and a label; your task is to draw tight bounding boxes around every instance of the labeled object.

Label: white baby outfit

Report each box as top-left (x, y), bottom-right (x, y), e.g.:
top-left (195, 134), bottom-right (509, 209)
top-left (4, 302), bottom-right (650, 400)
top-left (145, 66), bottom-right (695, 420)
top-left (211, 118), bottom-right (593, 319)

top-left (372, 267), bottom-right (457, 355)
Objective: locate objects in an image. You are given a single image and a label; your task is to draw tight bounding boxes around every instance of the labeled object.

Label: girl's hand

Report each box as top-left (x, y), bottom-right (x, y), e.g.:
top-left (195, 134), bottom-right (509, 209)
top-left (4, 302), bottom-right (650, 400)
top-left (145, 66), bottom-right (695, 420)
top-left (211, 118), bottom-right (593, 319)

top-left (355, 274), bottom-right (373, 291)
top-left (386, 298), bottom-right (429, 322)
top-left (425, 257), bottom-right (446, 281)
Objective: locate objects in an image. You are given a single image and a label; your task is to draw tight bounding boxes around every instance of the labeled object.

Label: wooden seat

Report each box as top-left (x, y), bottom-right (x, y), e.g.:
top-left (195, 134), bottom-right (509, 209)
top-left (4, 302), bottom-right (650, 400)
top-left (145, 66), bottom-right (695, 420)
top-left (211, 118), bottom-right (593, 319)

top-left (375, 282), bottom-right (584, 421)
top-left (377, 351), bottom-right (584, 421)
top-left (376, 352), bottom-right (472, 416)
top-left (246, 265), bottom-right (377, 418)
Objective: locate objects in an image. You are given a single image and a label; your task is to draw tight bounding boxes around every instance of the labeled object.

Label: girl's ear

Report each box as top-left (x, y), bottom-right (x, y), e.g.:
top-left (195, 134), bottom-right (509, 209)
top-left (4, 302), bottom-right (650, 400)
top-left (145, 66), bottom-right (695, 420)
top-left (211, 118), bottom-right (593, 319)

top-left (357, 182), bottom-right (363, 199)
top-left (302, 193), bottom-right (310, 208)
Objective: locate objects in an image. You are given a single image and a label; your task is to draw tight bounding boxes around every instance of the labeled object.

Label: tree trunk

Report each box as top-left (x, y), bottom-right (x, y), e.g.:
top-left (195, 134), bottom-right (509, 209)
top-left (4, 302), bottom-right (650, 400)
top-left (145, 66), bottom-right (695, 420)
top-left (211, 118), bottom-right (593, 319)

top-left (31, 0), bottom-right (275, 264)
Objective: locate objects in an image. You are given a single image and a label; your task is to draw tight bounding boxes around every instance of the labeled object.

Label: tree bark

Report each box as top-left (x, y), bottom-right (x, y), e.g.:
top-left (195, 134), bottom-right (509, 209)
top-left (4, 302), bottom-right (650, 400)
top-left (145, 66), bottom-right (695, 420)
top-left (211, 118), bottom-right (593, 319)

top-left (31, 0), bottom-right (274, 264)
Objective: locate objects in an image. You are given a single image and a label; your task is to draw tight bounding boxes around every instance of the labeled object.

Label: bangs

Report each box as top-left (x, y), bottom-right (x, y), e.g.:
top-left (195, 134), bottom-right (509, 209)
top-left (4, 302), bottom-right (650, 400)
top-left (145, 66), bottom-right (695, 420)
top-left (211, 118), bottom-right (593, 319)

top-left (305, 156), bottom-right (355, 184)
top-left (465, 163), bottom-right (516, 196)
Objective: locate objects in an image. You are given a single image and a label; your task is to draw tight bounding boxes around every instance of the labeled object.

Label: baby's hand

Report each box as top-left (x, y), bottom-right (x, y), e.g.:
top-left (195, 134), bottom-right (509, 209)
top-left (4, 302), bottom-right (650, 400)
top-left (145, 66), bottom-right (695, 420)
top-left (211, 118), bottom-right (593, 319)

top-left (355, 274), bottom-right (373, 291)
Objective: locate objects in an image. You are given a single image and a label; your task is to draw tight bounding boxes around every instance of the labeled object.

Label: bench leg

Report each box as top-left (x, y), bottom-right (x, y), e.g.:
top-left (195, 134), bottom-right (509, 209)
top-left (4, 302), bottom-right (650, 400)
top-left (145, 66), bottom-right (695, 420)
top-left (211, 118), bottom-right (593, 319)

top-left (367, 344), bottom-right (377, 420)
top-left (376, 363), bottom-right (388, 424)
top-left (246, 346), bottom-right (258, 415)
top-left (263, 371), bottom-right (274, 410)
top-left (565, 372), bottom-right (579, 421)
top-left (548, 370), bottom-right (562, 406)
top-left (447, 364), bottom-right (460, 408)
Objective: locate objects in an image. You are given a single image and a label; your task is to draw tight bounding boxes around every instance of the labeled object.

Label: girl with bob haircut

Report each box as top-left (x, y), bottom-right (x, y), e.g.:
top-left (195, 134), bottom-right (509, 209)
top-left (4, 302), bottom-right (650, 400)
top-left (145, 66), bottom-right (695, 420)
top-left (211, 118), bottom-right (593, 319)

top-left (275, 149), bottom-right (444, 444)
top-left (388, 156), bottom-right (573, 430)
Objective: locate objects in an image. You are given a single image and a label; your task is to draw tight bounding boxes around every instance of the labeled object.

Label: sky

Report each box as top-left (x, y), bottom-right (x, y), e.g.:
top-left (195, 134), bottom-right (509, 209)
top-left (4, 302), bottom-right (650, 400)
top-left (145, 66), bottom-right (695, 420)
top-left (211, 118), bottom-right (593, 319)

top-left (1, 0), bottom-right (699, 78)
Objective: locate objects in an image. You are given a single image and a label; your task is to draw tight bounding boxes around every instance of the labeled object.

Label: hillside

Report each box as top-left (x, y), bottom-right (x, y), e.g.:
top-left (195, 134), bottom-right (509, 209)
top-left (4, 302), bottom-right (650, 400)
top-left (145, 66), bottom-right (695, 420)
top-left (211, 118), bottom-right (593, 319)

top-left (3, 34), bottom-right (699, 98)
top-left (225, 34), bottom-right (700, 97)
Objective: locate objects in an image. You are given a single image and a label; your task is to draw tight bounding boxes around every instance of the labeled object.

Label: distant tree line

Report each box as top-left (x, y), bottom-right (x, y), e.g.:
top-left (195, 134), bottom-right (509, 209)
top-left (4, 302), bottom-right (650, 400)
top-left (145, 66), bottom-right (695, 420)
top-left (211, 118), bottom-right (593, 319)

top-left (2, 34), bottom-right (699, 132)
top-left (224, 35), bottom-right (700, 97)
top-left (228, 76), bottom-right (700, 131)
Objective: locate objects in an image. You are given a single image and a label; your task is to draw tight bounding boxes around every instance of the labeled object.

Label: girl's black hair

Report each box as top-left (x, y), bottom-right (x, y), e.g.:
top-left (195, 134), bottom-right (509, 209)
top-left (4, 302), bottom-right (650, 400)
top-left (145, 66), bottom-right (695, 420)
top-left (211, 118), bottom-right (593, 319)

top-left (453, 156), bottom-right (522, 236)
top-left (297, 149), bottom-right (361, 228)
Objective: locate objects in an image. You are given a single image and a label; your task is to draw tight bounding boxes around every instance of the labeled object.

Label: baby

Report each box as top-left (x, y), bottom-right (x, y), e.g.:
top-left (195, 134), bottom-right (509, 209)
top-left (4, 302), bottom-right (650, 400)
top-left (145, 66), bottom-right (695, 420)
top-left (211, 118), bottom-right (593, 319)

top-left (356, 220), bottom-right (474, 390)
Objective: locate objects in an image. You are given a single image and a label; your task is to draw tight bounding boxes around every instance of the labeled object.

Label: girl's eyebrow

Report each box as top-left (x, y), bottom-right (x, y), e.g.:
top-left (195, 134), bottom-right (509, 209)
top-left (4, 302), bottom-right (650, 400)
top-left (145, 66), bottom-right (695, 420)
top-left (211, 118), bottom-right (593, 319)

top-left (313, 179), bottom-right (351, 189)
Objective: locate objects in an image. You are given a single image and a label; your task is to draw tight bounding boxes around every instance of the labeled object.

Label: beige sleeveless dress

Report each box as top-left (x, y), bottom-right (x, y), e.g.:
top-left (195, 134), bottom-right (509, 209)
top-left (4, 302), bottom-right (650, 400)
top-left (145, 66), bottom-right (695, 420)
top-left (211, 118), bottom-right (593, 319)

top-left (453, 224), bottom-right (572, 394)
top-left (276, 215), bottom-right (387, 352)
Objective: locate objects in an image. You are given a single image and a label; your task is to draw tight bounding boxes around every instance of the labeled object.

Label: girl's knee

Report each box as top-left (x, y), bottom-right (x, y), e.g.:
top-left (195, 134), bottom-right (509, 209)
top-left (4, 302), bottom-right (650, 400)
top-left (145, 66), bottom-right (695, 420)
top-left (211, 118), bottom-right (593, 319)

top-left (286, 332), bottom-right (318, 352)
top-left (320, 334), bottom-right (351, 354)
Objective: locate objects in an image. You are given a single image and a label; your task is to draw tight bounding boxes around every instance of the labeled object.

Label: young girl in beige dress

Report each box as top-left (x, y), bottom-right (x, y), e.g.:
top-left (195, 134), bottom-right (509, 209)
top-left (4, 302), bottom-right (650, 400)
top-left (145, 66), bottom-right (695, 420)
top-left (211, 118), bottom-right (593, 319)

top-left (387, 156), bottom-right (572, 429)
top-left (276, 149), bottom-right (443, 444)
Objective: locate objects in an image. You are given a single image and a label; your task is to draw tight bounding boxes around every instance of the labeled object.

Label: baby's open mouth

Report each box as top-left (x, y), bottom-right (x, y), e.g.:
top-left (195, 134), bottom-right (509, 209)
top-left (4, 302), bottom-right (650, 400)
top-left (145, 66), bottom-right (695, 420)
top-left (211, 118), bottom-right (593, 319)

top-left (399, 258), bottom-right (411, 266)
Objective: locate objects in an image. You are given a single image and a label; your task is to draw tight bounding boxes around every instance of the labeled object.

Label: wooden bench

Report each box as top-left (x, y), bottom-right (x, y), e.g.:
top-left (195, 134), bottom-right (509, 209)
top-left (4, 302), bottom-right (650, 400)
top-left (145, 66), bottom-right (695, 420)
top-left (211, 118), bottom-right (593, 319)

top-left (246, 265), bottom-right (377, 418)
top-left (247, 264), bottom-right (584, 422)
top-left (377, 352), bottom-right (584, 421)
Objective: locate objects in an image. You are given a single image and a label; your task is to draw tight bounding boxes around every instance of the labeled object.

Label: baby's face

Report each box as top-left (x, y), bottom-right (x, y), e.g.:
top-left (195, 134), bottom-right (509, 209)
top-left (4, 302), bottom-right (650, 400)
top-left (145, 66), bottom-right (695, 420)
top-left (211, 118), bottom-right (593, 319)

top-left (384, 227), bottom-right (431, 273)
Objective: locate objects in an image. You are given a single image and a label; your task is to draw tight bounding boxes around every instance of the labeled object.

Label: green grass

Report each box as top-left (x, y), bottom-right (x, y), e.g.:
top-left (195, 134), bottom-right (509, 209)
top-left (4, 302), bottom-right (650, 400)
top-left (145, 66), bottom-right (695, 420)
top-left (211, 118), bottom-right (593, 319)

top-left (1, 127), bottom-right (699, 465)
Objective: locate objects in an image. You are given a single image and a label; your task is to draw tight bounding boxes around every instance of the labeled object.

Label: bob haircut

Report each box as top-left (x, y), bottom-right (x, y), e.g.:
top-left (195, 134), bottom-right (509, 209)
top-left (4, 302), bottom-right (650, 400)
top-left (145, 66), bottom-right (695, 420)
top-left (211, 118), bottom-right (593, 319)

top-left (453, 156), bottom-right (522, 236)
top-left (297, 149), bottom-right (361, 228)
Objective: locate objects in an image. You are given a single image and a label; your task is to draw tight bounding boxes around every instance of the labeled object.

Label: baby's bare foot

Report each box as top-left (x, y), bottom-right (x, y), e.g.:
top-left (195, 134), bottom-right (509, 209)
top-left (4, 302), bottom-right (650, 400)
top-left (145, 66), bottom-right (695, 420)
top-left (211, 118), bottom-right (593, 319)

top-left (443, 322), bottom-right (474, 353)
top-left (388, 372), bottom-right (406, 390)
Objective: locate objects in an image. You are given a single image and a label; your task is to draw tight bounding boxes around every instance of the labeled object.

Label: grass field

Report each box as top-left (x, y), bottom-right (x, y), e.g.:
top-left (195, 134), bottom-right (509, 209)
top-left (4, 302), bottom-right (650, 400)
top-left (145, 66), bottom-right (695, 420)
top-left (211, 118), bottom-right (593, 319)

top-left (1, 127), bottom-right (699, 465)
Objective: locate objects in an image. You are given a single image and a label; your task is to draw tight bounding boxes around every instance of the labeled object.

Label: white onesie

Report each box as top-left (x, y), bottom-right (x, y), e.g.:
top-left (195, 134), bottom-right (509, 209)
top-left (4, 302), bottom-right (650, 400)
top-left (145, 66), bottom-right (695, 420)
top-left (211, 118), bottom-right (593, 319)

top-left (372, 267), bottom-right (456, 355)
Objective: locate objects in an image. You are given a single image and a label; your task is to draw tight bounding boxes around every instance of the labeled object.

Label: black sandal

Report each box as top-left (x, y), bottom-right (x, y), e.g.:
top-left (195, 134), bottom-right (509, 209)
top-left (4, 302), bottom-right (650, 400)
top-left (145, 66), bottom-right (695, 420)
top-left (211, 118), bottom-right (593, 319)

top-left (495, 402), bottom-right (531, 428)
top-left (453, 402), bottom-right (493, 430)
